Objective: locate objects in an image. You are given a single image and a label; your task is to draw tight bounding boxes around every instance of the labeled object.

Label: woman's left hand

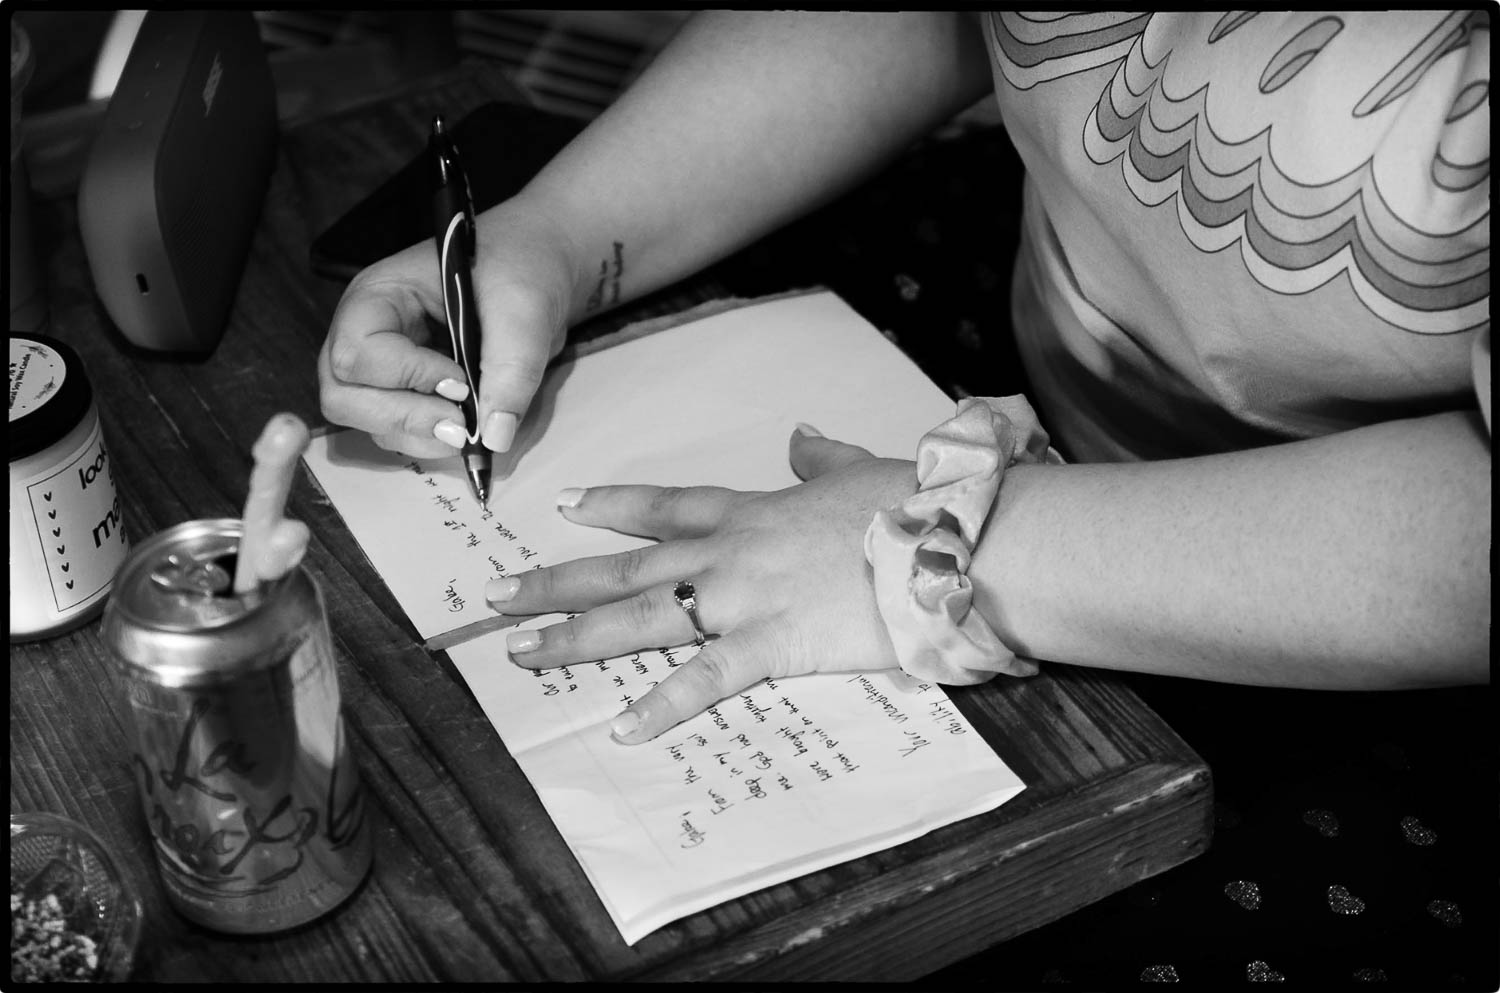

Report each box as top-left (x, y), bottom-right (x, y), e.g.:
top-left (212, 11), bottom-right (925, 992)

top-left (487, 427), bottom-right (919, 743)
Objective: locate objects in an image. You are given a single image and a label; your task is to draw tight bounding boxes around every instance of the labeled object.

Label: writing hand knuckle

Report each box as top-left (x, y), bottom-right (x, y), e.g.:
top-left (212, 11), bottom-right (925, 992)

top-left (318, 390), bottom-right (345, 426)
top-left (397, 355), bottom-right (431, 392)
top-left (398, 408), bottom-right (431, 439)
top-left (326, 339), bottom-right (361, 382)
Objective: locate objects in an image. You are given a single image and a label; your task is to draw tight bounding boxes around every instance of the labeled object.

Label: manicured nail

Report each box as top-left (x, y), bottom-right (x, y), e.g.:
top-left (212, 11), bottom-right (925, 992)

top-left (486, 576), bottom-right (520, 602)
top-left (433, 419), bottom-right (467, 448)
top-left (435, 378), bottom-right (470, 403)
top-left (507, 628), bottom-right (541, 654)
top-left (482, 411), bottom-right (519, 453)
top-left (795, 422), bottom-right (823, 438)
top-left (556, 487), bottom-right (586, 509)
top-left (610, 709), bottom-right (642, 740)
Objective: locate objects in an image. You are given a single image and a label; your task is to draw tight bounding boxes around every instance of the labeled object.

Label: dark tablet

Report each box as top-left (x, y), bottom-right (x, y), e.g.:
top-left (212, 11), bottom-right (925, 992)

top-left (309, 101), bottom-right (585, 281)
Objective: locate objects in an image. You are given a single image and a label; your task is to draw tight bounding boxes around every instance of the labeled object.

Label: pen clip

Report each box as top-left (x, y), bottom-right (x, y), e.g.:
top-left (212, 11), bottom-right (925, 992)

top-left (431, 113), bottom-right (477, 261)
top-left (462, 198), bottom-right (474, 261)
top-left (460, 172), bottom-right (477, 260)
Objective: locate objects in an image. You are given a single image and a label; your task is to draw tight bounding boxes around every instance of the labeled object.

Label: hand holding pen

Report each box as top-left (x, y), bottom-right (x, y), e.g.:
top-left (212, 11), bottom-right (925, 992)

top-left (429, 114), bottom-right (493, 509)
top-left (317, 115), bottom-right (574, 472)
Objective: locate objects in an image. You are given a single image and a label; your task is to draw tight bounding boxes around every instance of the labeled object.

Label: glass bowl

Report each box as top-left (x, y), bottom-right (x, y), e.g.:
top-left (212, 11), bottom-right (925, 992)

top-left (10, 811), bottom-right (143, 983)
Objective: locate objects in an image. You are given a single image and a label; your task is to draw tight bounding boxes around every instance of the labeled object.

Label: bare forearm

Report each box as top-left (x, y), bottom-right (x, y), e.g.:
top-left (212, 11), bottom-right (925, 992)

top-left (974, 412), bottom-right (1491, 688)
top-left (507, 11), bottom-right (993, 322)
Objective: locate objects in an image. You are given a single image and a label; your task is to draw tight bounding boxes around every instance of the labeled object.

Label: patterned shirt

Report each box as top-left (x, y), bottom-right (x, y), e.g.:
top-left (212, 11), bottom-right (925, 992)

top-left (982, 10), bottom-right (1490, 461)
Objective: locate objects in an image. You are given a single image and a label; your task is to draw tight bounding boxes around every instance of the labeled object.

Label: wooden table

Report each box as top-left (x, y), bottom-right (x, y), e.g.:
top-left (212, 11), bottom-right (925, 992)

top-left (9, 63), bottom-right (1213, 982)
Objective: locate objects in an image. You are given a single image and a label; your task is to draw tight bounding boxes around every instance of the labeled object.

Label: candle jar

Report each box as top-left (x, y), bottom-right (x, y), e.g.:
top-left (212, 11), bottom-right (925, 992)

top-left (9, 333), bottom-right (130, 640)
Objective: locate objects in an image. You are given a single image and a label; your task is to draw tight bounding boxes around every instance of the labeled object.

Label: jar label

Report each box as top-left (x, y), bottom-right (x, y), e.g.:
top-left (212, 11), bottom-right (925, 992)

top-left (19, 417), bottom-right (128, 612)
top-left (8, 338), bottom-right (67, 422)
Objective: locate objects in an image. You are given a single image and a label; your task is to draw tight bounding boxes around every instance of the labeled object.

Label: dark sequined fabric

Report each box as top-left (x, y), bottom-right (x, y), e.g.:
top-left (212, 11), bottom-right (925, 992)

top-left (710, 123), bottom-right (1496, 991)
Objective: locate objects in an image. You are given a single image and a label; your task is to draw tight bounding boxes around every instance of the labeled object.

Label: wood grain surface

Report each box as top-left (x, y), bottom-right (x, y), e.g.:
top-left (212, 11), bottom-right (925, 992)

top-left (9, 62), bottom-right (1211, 982)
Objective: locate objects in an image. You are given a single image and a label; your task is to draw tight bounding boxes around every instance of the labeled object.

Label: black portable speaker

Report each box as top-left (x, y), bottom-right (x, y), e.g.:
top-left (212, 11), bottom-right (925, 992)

top-left (77, 10), bottom-right (277, 354)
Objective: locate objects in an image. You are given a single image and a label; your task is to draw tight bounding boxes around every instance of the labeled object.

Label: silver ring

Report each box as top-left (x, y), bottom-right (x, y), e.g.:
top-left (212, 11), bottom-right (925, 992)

top-left (673, 580), bottom-right (708, 647)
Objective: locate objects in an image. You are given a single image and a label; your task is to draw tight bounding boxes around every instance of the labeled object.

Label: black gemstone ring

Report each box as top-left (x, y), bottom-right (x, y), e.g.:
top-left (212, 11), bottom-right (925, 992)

top-left (673, 580), bottom-right (708, 647)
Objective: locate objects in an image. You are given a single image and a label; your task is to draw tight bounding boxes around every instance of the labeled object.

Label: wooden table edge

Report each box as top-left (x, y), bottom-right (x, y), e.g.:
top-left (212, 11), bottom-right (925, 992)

top-left (637, 759), bottom-right (1213, 981)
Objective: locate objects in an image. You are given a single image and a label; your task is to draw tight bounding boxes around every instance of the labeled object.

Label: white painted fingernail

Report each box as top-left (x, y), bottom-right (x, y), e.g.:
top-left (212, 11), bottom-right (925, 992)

top-left (556, 487), bottom-right (586, 509)
top-left (611, 709), bottom-right (642, 740)
top-left (507, 629), bottom-right (541, 654)
top-left (482, 411), bottom-right (519, 453)
top-left (795, 422), bottom-right (823, 438)
top-left (433, 419), bottom-right (467, 448)
top-left (436, 378), bottom-right (470, 402)
top-left (486, 577), bottom-right (520, 602)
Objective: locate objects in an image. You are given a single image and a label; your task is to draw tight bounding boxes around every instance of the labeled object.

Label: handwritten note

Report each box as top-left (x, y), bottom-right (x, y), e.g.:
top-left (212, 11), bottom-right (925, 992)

top-left (302, 291), bottom-right (1026, 944)
top-left (445, 636), bottom-right (1022, 943)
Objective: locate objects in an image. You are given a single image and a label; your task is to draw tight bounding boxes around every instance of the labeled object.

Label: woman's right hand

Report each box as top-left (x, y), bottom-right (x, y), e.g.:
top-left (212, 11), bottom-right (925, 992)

top-left (317, 200), bottom-right (581, 459)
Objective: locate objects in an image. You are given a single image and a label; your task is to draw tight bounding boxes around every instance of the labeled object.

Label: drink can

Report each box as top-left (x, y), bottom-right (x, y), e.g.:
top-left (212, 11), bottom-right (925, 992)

top-left (101, 518), bottom-right (372, 934)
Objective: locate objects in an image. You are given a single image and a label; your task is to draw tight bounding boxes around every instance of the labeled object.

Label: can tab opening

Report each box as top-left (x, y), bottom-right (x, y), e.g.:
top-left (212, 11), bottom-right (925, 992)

top-left (149, 551), bottom-right (239, 597)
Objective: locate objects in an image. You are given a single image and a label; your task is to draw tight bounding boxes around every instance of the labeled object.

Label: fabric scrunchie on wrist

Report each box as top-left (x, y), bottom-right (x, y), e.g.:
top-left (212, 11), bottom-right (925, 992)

top-left (864, 395), bottom-right (1061, 685)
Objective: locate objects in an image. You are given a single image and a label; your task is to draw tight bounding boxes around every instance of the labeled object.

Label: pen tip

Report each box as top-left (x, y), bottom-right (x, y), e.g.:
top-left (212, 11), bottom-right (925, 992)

top-left (432, 114), bottom-right (446, 135)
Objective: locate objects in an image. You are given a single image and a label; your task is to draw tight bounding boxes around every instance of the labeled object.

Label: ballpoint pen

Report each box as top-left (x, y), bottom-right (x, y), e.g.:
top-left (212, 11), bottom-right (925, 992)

top-left (429, 113), bottom-right (492, 509)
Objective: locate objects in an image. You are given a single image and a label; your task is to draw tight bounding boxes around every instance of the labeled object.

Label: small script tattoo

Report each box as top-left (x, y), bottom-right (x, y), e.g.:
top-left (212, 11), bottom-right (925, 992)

top-left (585, 240), bottom-right (625, 313)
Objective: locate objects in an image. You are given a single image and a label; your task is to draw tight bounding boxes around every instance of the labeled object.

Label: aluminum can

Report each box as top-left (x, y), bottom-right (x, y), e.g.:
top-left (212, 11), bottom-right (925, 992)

top-left (102, 518), bottom-right (372, 934)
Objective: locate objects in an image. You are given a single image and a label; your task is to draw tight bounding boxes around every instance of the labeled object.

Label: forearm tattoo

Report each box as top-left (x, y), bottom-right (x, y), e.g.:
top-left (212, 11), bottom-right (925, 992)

top-left (584, 240), bottom-right (625, 313)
